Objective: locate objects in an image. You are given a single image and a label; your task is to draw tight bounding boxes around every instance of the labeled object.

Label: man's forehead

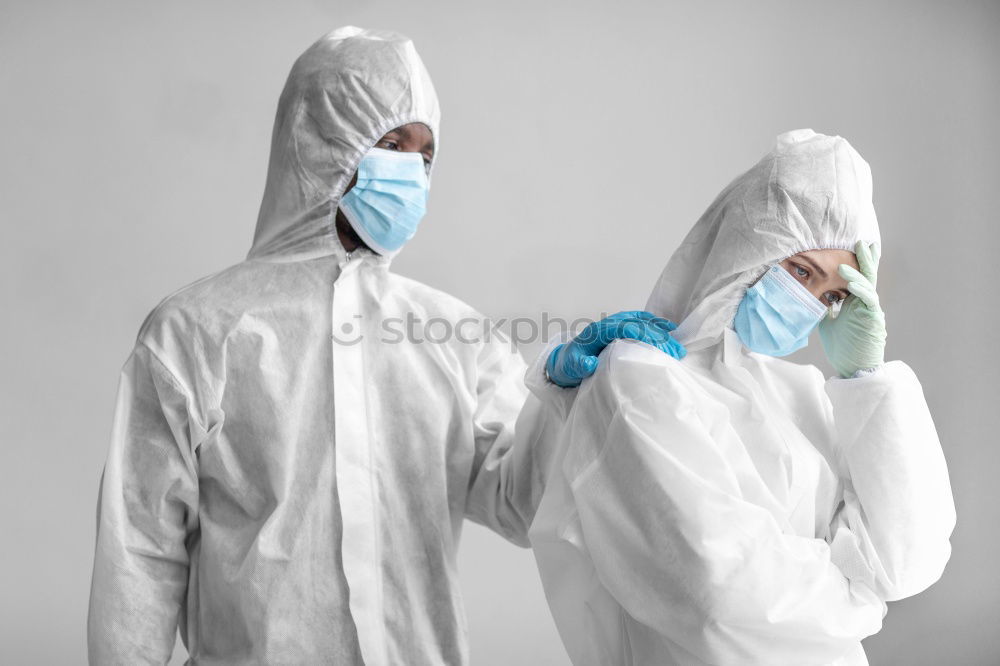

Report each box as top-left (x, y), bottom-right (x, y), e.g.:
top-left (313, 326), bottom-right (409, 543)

top-left (385, 123), bottom-right (435, 151)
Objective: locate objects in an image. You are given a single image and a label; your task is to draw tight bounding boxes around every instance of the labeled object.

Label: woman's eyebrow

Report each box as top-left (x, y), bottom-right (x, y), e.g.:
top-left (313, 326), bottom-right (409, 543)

top-left (797, 254), bottom-right (828, 279)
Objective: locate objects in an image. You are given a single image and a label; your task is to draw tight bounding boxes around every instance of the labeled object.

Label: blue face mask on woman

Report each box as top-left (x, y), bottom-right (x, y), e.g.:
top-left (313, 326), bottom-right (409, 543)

top-left (339, 147), bottom-right (429, 255)
top-left (733, 264), bottom-right (828, 356)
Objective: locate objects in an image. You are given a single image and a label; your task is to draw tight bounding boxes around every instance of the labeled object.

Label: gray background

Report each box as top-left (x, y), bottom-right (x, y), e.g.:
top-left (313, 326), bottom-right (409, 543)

top-left (2, 0), bottom-right (997, 664)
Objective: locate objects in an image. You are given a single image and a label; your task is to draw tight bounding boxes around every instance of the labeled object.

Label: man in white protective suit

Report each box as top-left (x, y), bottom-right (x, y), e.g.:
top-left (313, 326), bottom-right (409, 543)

top-left (523, 130), bottom-right (956, 666)
top-left (86, 27), bottom-right (685, 665)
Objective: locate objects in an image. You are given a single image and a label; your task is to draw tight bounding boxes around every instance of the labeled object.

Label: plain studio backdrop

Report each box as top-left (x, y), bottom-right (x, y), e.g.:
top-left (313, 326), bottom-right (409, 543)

top-left (2, 1), bottom-right (998, 664)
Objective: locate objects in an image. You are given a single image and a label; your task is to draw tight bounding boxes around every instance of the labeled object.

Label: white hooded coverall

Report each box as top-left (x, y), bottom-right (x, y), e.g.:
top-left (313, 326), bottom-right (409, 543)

top-left (525, 130), bottom-right (957, 666)
top-left (87, 27), bottom-right (544, 665)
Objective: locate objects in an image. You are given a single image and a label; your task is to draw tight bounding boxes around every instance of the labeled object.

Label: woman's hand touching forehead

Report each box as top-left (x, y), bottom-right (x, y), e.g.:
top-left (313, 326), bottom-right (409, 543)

top-left (780, 249), bottom-right (860, 307)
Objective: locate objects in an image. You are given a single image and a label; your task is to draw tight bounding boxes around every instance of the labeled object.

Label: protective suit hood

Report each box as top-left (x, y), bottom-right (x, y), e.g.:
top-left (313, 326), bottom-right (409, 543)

top-left (646, 129), bottom-right (881, 351)
top-left (247, 26), bottom-right (441, 261)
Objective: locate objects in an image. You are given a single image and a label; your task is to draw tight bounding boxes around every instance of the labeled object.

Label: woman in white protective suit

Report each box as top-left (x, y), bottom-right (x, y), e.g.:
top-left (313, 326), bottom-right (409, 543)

top-left (522, 130), bottom-right (956, 666)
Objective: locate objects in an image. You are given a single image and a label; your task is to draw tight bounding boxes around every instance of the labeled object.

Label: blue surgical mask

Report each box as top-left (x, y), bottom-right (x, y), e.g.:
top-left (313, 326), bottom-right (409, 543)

top-left (339, 147), bottom-right (429, 255)
top-left (733, 264), bottom-right (828, 356)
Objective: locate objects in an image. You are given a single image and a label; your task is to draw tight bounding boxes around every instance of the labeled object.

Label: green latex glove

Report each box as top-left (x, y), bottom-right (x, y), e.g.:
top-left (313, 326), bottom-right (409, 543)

top-left (818, 240), bottom-right (887, 378)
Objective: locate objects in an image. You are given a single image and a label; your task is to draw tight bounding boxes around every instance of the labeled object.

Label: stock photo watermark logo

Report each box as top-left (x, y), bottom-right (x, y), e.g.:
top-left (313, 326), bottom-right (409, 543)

top-left (331, 312), bottom-right (619, 350)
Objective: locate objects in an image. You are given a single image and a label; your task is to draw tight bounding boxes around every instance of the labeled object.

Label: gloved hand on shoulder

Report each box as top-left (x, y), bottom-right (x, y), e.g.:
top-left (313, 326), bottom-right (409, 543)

top-left (546, 310), bottom-right (686, 388)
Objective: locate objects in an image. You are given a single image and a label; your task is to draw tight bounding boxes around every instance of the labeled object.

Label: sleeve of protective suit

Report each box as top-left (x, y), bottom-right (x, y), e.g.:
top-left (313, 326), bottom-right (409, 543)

top-left (525, 333), bottom-right (578, 422)
top-left (88, 341), bottom-right (201, 665)
top-left (564, 343), bottom-right (886, 665)
top-left (463, 335), bottom-right (537, 547)
top-left (465, 333), bottom-right (589, 546)
top-left (824, 361), bottom-right (956, 602)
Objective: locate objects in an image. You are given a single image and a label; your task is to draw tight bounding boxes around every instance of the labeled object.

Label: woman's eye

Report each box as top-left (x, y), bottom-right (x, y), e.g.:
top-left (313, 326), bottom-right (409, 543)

top-left (823, 292), bottom-right (842, 305)
top-left (381, 140), bottom-right (399, 150)
top-left (795, 265), bottom-right (809, 278)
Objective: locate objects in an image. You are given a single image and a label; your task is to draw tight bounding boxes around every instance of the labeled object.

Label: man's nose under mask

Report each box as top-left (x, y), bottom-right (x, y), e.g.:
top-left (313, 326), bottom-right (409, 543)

top-left (733, 264), bottom-right (828, 357)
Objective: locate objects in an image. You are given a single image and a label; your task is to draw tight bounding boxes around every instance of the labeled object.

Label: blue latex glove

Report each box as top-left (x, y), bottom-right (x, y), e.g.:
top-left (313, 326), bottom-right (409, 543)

top-left (546, 310), bottom-right (687, 388)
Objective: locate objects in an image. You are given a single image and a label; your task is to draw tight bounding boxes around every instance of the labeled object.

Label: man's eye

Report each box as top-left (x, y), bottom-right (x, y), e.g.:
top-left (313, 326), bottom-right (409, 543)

top-left (380, 140), bottom-right (400, 150)
top-left (823, 292), bottom-right (842, 305)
